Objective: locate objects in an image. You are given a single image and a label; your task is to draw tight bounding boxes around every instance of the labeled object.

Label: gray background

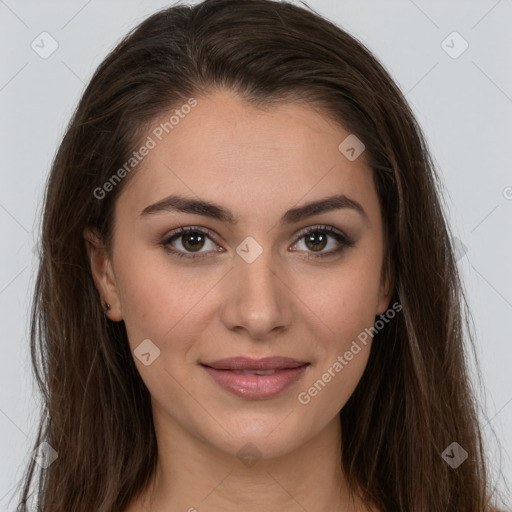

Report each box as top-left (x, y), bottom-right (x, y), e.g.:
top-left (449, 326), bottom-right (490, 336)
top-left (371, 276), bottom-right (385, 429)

top-left (1, 0), bottom-right (511, 508)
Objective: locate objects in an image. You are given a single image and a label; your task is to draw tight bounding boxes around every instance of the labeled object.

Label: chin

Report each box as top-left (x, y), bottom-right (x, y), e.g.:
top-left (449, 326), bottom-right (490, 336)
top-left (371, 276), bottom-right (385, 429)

top-left (199, 413), bottom-right (316, 463)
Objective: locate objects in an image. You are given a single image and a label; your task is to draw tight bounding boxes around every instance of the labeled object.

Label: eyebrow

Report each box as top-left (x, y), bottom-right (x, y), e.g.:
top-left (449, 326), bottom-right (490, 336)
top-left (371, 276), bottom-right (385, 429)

top-left (140, 193), bottom-right (368, 225)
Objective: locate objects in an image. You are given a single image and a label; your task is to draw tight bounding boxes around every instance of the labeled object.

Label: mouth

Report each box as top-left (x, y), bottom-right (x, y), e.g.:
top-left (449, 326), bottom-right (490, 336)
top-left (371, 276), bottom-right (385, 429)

top-left (200, 356), bottom-right (310, 399)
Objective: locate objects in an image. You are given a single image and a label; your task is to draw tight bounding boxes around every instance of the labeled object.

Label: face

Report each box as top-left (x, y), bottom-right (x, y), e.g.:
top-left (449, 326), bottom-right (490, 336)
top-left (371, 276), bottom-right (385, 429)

top-left (85, 89), bottom-right (392, 460)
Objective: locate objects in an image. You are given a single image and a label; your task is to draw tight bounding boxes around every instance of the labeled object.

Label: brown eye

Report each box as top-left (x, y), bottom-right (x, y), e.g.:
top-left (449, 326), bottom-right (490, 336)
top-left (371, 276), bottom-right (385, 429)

top-left (291, 225), bottom-right (355, 259)
top-left (160, 226), bottom-right (220, 260)
top-left (304, 231), bottom-right (329, 252)
top-left (180, 231), bottom-right (206, 252)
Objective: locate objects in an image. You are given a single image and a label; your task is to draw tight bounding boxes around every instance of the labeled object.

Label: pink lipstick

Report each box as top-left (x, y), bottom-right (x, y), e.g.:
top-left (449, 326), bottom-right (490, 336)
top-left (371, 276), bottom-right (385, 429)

top-left (201, 356), bottom-right (309, 399)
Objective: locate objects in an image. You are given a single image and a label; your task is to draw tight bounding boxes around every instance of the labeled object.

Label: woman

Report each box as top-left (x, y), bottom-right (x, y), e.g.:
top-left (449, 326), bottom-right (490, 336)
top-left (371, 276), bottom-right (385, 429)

top-left (16, 0), bottom-right (509, 510)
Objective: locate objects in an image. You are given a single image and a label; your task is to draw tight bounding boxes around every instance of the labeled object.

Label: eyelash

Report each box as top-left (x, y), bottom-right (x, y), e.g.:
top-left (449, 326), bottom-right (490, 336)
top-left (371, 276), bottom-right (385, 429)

top-left (159, 225), bottom-right (355, 261)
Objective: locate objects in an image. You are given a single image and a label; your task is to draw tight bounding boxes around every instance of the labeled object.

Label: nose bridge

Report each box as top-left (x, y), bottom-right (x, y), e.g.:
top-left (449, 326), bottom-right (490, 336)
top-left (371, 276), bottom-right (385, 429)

top-left (220, 234), bottom-right (293, 337)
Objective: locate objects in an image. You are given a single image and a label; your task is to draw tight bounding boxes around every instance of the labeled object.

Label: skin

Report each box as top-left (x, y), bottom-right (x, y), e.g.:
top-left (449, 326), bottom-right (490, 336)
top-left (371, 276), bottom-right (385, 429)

top-left (84, 89), bottom-right (392, 512)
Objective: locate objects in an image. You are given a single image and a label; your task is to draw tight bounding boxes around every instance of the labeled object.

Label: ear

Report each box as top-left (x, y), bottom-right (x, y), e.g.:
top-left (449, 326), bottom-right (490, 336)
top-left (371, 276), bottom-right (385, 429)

top-left (376, 259), bottom-right (394, 315)
top-left (83, 226), bottom-right (123, 321)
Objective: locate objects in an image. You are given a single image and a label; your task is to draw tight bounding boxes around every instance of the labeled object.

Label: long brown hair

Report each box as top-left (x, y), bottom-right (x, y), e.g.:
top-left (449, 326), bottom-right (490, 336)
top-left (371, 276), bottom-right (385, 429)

top-left (15, 0), bottom-right (509, 510)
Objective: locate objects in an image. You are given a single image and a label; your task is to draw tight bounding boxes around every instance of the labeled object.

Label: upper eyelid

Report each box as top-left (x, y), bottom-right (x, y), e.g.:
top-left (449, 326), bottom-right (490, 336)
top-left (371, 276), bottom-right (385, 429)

top-left (165, 225), bottom-right (219, 244)
top-left (294, 224), bottom-right (347, 238)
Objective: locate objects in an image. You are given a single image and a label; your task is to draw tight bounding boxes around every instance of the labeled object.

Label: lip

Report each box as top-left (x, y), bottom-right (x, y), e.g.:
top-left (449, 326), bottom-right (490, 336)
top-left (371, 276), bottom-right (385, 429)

top-left (202, 356), bottom-right (307, 371)
top-left (201, 357), bottom-right (310, 399)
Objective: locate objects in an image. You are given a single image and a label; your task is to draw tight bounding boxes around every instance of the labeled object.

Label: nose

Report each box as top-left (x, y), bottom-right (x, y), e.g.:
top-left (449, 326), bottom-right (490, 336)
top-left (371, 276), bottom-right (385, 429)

top-left (219, 245), bottom-right (294, 340)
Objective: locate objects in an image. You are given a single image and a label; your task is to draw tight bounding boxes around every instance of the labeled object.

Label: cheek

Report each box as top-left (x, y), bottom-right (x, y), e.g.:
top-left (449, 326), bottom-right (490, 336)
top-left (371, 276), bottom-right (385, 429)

top-left (298, 345), bottom-right (371, 428)
top-left (297, 280), bottom-right (376, 421)
top-left (314, 251), bottom-right (383, 347)
top-left (113, 245), bottom-right (197, 353)
top-left (296, 251), bottom-right (381, 413)
top-left (114, 252), bottom-right (204, 414)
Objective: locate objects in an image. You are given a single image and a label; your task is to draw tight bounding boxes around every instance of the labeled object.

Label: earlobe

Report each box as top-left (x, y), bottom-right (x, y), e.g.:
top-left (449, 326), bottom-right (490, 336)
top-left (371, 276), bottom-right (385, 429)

top-left (376, 264), bottom-right (394, 315)
top-left (83, 227), bottom-right (123, 321)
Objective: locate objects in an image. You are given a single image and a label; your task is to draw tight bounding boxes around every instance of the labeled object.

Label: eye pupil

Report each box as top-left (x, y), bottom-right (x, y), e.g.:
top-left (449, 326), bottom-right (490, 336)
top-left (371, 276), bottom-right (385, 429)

top-left (182, 232), bottom-right (205, 251)
top-left (305, 232), bottom-right (327, 252)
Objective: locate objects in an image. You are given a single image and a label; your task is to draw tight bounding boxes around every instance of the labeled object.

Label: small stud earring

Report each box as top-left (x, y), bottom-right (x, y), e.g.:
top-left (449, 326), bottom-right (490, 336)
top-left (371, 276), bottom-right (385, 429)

top-left (104, 303), bottom-right (111, 315)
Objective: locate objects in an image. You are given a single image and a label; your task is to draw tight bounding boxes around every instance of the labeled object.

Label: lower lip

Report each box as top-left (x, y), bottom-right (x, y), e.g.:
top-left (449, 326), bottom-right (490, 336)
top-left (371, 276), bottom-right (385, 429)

top-left (202, 364), bottom-right (309, 399)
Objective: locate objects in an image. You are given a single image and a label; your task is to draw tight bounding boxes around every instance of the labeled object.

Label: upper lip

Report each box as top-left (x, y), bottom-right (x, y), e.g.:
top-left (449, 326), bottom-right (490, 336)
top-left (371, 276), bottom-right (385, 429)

top-left (201, 357), bottom-right (309, 371)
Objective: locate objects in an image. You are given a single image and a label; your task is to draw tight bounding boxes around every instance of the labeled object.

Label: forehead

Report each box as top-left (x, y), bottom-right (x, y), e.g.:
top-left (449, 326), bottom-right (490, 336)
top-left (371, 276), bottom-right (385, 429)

top-left (116, 89), bottom-right (379, 224)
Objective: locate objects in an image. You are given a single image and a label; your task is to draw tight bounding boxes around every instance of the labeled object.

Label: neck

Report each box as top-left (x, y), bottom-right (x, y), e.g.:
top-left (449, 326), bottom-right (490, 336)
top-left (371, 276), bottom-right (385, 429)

top-left (137, 409), bottom-right (367, 512)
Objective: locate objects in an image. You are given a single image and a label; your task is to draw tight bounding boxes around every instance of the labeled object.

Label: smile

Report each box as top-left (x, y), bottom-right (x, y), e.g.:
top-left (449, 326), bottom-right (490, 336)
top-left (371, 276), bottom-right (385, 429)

top-left (200, 357), bottom-right (310, 399)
